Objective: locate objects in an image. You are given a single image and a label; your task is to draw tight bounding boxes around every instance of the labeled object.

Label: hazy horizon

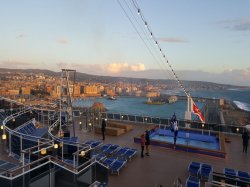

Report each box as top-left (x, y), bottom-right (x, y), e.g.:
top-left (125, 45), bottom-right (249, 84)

top-left (1, 67), bottom-right (250, 87)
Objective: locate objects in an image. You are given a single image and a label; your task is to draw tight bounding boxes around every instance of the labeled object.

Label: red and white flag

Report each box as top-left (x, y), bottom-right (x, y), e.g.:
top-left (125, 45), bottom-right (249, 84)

top-left (191, 98), bottom-right (205, 123)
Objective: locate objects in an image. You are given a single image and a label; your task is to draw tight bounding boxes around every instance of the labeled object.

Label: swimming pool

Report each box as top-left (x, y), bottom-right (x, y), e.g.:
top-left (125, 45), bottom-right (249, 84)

top-left (151, 129), bottom-right (220, 150)
top-left (134, 126), bottom-right (226, 158)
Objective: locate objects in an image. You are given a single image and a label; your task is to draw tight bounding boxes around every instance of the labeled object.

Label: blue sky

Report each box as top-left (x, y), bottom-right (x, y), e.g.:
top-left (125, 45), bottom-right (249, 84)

top-left (0, 0), bottom-right (250, 85)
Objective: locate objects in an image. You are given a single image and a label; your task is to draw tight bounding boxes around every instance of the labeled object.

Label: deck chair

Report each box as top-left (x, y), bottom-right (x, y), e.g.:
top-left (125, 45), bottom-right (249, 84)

top-left (185, 176), bottom-right (200, 187)
top-left (110, 159), bottom-right (127, 175)
top-left (224, 168), bottom-right (237, 185)
top-left (199, 164), bottom-right (212, 181)
top-left (102, 157), bottom-right (117, 168)
top-left (188, 162), bottom-right (201, 177)
top-left (124, 148), bottom-right (137, 160)
top-left (237, 170), bottom-right (250, 186)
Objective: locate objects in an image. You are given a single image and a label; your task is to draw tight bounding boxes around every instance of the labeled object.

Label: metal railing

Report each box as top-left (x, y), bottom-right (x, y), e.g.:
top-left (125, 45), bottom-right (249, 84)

top-left (101, 111), bottom-right (247, 135)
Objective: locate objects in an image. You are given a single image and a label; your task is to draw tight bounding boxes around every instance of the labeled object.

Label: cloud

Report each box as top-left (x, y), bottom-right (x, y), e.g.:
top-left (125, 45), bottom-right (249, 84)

top-left (241, 68), bottom-right (250, 76)
top-left (105, 63), bottom-right (145, 73)
top-left (57, 38), bottom-right (69, 44)
top-left (16, 34), bottom-right (26, 39)
top-left (158, 37), bottom-right (188, 43)
top-left (218, 18), bottom-right (250, 31)
top-left (0, 60), bottom-right (32, 66)
top-left (57, 62), bottom-right (146, 75)
top-left (56, 62), bottom-right (68, 68)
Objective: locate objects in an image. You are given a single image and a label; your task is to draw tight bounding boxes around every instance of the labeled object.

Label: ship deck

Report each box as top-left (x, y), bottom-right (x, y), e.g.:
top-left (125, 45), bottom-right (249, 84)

top-left (72, 119), bottom-right (250, 187)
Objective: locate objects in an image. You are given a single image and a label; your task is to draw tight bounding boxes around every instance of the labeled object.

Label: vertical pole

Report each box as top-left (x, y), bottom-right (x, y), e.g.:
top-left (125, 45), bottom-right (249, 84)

top-left (62, 142), bottom-right (64, 161)
top-left (76, 144), bottom-right (79, 167)
top-left (8, 133), bottom-right (12, 156)
top-left (59, 72), bottom-right (63, 135)
top-left (20, 136), bottom-right (22, 162)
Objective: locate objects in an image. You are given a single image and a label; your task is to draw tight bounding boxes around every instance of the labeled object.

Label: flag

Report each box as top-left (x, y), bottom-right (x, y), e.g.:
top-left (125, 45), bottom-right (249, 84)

top-left (191, 98), bottom-right (205, 123)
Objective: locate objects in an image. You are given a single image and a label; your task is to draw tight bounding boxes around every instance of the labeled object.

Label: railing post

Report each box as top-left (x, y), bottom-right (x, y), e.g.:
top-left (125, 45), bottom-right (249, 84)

top-left (8, 133), bottom-right (11, 156)
top-left (20, 135), bottom-right (23, 162)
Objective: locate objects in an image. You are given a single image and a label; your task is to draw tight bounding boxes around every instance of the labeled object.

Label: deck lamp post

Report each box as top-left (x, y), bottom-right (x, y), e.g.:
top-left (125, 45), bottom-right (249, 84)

top-left (88, 122), bottom-right (92, 131)
top-left (236, 128), bottom-right (239, 134)
top-left (79, 121), bottom-right (82, 130)
top-left (79, 150), bottom-right (85, 157)
top-left (41, 148), bottom-right (46, 155)
top-left (202, 124), bottom-right (204, 135)
top-left (2, 134), bottom-right (6, 140)
top-left (121, 116), bottom-right (123, 121)
top-left (2, 126), bottom-right (6, 140)
top-left (95, 117), bottom-right (98, 127)
top-left (54, 144), bottom-right (58, 149)
top-left (145, 118), bottom-right (148, 124)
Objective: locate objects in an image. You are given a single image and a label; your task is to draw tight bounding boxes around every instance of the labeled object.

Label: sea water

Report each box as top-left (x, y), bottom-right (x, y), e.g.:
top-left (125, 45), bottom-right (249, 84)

top-left (73, 89), bottom-right (250, 119)
top-left (188, 89), bottom-right (250, 112)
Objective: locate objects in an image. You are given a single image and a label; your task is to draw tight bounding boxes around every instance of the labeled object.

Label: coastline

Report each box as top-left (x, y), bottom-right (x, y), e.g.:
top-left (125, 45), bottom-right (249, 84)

top-left (222, 100), bottom-right (250, 126)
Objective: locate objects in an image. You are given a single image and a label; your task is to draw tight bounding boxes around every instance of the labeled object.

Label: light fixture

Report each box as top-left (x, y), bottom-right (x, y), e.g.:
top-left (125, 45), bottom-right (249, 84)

top-left (202, 124), bottom-right (204, 128)
top-left (60, 142), bottom-right (63, 147)
top-left (105, 118), bottom-right (107, 121)
top-left (12, 118), bottom-right (15, 122)
top-left (0, 125), bottom-right (3, 130)
top-left (54, 144), bottom-right (58, 149)
top-left (79, 121), bottom-right (82, 125)
top-left (236, 128), bottom-right (239, 132)
top-left (96, 117), bottom-right (98, 120)
top-left (79, 151), bottom-right (85, 157)
top-left (41, 148), bottom-right (46, 155)
top-left (88, 123), bottom-right (92, 126)
top-left (2, 134), bottom-right (6, 140)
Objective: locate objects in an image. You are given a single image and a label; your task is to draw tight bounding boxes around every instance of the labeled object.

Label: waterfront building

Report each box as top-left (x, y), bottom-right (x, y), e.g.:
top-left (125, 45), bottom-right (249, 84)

top-left (73, 85), bottom-right (81, 97)
top-left (21, 86), bottom-right (31, 95)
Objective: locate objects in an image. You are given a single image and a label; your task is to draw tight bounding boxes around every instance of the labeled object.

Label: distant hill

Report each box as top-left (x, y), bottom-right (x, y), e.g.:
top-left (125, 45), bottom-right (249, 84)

top-left (0, 68), bottom-right (245, 90)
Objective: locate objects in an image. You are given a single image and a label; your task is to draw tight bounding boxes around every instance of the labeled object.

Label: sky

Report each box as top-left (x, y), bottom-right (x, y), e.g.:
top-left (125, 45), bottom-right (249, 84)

top-left (0, 0), bottom-right (250, 86)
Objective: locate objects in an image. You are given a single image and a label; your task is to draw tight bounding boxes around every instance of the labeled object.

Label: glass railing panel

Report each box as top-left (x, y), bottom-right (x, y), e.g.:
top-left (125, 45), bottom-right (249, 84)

top-left (121, 114), bottom-right (128, 121)
top-left (113, 114), bottom-right (120, 120)
top-left (128, 115), bottom-right (135, 122)
top-left (151, 117), bottom-right (160, 124)
top-left (107, 113), bottom-right (114, 120)
top-left (135, 116), bottom-right (143, 123)
top-left (159, 118), bottom-right (168, 125)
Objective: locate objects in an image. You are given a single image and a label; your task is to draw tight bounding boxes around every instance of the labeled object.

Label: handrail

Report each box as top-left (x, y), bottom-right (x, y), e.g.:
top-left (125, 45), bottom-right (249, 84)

top-left (102, 111), bottom-right (247, 135)
top-left (3, 109), bottom-right (50, 142)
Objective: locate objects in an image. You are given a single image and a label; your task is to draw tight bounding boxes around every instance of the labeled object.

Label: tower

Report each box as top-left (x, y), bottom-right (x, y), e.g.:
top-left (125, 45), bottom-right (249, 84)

top-left (59, 69), bottom-right (76, 137)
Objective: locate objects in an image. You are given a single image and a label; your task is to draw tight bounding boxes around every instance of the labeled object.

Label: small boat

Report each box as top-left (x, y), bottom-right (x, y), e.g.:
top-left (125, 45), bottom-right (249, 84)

top-left (108, 96), bottom-right (117, 100)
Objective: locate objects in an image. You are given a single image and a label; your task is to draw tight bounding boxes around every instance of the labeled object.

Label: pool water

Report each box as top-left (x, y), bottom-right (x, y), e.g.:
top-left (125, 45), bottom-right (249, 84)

top-left (150, 129), bottom-right (220, 150)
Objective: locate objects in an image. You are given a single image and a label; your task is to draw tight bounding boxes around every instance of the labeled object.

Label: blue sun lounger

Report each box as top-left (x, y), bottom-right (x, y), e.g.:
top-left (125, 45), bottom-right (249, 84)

top-left (237, 170), bottom-right (250, 183)
top-left (124, 148), bottom-right (137, 160)
top-left (185, 176), bottom-right (200, 187)
top-left (188, 162), bottom-right (201, 177)
top-left (110, 159), bottom-right (127, 175)
top-left (199, 164), bottom-right (212, 181)
top-left (104, 144), bottom-right (119, 155)
top-left (223, 168), bottom-right (237, 185)
top-left (102, 157), bottom-right (117, 168)
top-left (84, 140), bottom-right (102, 148)
top-left (95, 154), bottom-right (107, 162)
